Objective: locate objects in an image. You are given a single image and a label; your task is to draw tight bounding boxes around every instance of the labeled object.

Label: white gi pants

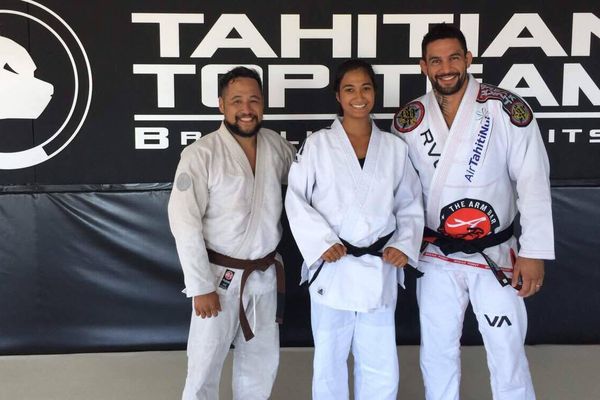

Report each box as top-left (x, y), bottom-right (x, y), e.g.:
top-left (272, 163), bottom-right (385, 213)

top-left (310, 300), bottom-right (399, 400)
top-left (417, 268), bottom-right (535, 400)
top-left (182, 290), bottom-right (279, 400)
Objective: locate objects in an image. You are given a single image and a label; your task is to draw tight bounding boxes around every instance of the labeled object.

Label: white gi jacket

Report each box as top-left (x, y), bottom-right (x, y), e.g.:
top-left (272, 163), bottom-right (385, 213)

top-left (286, 118), bottom-right (424, 312)
top-left (391, 75), bottom-right (555, 275)
top-left (168, 123), bottom-right (295, 298)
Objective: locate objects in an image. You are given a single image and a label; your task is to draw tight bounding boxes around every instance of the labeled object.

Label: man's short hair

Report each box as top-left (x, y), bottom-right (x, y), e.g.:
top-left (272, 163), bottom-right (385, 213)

top-left (218, 67), bottom-right (262, 97)
top-left (421, 23), bottom-right (468, 59)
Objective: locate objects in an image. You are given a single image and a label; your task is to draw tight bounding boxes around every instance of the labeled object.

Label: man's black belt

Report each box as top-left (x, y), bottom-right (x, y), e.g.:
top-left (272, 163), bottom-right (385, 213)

top-left (207, 249), bottom-right (285, 342)
top-left (422, 223), bottom-right (518, 288)
top-left (307, 231), bottom-right (423, 287)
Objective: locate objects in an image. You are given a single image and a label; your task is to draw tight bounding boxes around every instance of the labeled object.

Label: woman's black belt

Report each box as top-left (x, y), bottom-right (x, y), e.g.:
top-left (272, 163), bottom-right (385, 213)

top-left (307, 231), bottom-right (423, 287)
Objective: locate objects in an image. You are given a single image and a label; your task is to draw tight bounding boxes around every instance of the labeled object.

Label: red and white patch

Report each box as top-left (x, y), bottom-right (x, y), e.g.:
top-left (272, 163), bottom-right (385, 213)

top-left (438, 198), bottom-right (500, 240)
top-left (393, 101), bottom-right (425, 133)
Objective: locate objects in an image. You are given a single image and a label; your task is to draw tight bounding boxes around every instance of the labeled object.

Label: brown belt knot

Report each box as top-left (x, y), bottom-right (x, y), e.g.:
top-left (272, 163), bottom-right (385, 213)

top-left (207, 249), bottom-right (285, 341)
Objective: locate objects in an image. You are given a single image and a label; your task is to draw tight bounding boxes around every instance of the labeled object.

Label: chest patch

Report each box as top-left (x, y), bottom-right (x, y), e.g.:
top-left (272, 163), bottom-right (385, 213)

top-left (476, 84), bottom-right (532, 127)
top-left (438, 198), bottom-right (500, 240)
top-left (393, 101), bottom-right (425, 133)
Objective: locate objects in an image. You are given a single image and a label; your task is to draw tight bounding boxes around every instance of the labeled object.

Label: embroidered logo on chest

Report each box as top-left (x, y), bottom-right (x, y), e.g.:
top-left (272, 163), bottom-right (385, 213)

top-left (393, 101), bottom-right (424, 133)
top-left (465, 110), bottom-right (492, 182)
top-left (439, 198), bottom-right (500, 240)
top-left (476, 84), bottom-right (533, 127)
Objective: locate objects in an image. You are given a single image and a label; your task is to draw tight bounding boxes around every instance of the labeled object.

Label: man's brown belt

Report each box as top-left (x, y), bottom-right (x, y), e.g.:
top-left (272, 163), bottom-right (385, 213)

top-left (207, 249), bottom-right (285, 341)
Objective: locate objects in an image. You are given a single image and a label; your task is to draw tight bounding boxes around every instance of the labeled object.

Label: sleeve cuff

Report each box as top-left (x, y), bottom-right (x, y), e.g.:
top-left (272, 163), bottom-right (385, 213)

top-left (517, 249), bottom-right (555, 261)
top-left (304, 238), bottom-right (340, 268)
top-left (183, 281), bottom-right (217, 298)
top-left (386, 242), bottom-right (419, 268)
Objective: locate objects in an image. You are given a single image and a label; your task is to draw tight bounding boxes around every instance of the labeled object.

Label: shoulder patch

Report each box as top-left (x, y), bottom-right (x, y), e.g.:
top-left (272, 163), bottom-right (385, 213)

top-left (176, 172), bottom-right (192, 191)
top-left (393, 101), bottom-right (425, 133)
top-left (476, 83), bottom-right (533, 127)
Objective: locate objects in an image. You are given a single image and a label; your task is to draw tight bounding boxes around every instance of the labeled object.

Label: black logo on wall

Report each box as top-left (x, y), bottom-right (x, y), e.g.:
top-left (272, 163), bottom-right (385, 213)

top-left (0, 0), bottom-right (92, 170)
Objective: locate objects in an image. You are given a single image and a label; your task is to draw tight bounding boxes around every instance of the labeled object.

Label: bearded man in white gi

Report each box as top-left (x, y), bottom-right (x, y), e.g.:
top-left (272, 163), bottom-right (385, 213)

top-left (391, 24), bottom-right (554, 400)
top-left (168, 66), bottom-right (295, 400)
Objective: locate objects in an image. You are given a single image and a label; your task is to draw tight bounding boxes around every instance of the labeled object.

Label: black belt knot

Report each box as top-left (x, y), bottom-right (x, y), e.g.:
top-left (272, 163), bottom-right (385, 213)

top-left (308, 231), bottom-right (423, 287)
top-left (422, 223), bottom-right (517, 288)
top-left (340, 232), bottom-right (394, 258)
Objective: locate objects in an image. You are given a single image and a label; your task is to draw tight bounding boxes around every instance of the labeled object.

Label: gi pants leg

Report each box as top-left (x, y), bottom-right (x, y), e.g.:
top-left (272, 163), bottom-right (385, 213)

top-left (182, 290), bottom-right (279, 400)
top-left (310, 300), bottom-right (398, 400)
top-left (418, 268), bottom-right (536, 400)
top-left (417, 268), bottom-right (469, 400)
top-left (469, 273), bottom-right (535, 400)
top-left (232, 290), bottom-right (280, 400)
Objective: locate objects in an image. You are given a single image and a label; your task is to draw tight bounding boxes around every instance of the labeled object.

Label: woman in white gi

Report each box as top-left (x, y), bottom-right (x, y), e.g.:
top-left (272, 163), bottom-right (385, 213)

top-left (286, 59), bottom-right (424, 399)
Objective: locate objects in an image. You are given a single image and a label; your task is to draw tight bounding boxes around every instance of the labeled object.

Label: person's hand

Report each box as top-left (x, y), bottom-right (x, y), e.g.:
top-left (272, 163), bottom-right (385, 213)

top-left (382, 247), bottom-right (408, 268)
top-left (321, 243), bottom-right (346, 262)
top-left (512, 257), bottom-right (544, 297)
top-left (193, 292), bottom-right (222, 318)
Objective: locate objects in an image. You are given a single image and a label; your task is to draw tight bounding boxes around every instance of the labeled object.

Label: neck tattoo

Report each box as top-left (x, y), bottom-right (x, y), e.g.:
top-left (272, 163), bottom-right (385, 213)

top-left (435, 92), bottom-right (451, 122)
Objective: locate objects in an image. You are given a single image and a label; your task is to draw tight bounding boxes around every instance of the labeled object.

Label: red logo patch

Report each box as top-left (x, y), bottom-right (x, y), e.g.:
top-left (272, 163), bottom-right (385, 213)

top-left (439, 198), bottom-right (500, 240)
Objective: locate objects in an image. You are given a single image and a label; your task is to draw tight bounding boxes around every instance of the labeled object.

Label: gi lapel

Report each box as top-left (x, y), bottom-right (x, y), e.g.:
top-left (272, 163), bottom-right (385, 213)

top-left (218, 124), bottom-right (262, 258)
top-left (425, 76), bottom-right (480, 226)
top-left (334, 118), bottom-right (382, 241)
top-left (360, 122), bottom-right (383, 201)
top-left (219, 123), bottom-right (255, 179)
top-left (239, 130), bottom-right (266, 254)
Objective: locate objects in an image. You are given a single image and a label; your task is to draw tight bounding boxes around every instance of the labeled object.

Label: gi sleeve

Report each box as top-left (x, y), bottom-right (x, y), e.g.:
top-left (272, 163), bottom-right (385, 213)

top-left (285, 137), bottom-right (341, 268)
top-left (386, 144), bottom-right (425, 267)
top-left (168, 147), bottom-right (215, 297)
top-left (506, 117), bottom-right (555, 260)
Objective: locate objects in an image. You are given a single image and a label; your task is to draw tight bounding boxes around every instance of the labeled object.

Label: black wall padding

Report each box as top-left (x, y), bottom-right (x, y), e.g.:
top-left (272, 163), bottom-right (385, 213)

top-left (0, 185), bottom-right (598, 355)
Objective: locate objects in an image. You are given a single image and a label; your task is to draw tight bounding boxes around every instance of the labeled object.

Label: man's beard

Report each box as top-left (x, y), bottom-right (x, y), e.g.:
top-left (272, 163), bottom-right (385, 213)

top-left (431, 71), bottom-right (468, 96)
top-left (224, 118), bottom-right (262, 138)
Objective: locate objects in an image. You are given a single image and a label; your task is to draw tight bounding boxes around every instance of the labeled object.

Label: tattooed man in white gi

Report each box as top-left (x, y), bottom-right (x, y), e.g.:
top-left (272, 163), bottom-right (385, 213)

top-left (168, 67), bottom-right (295, 400)
top-left (391, 24), bottom-right (554, 400)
